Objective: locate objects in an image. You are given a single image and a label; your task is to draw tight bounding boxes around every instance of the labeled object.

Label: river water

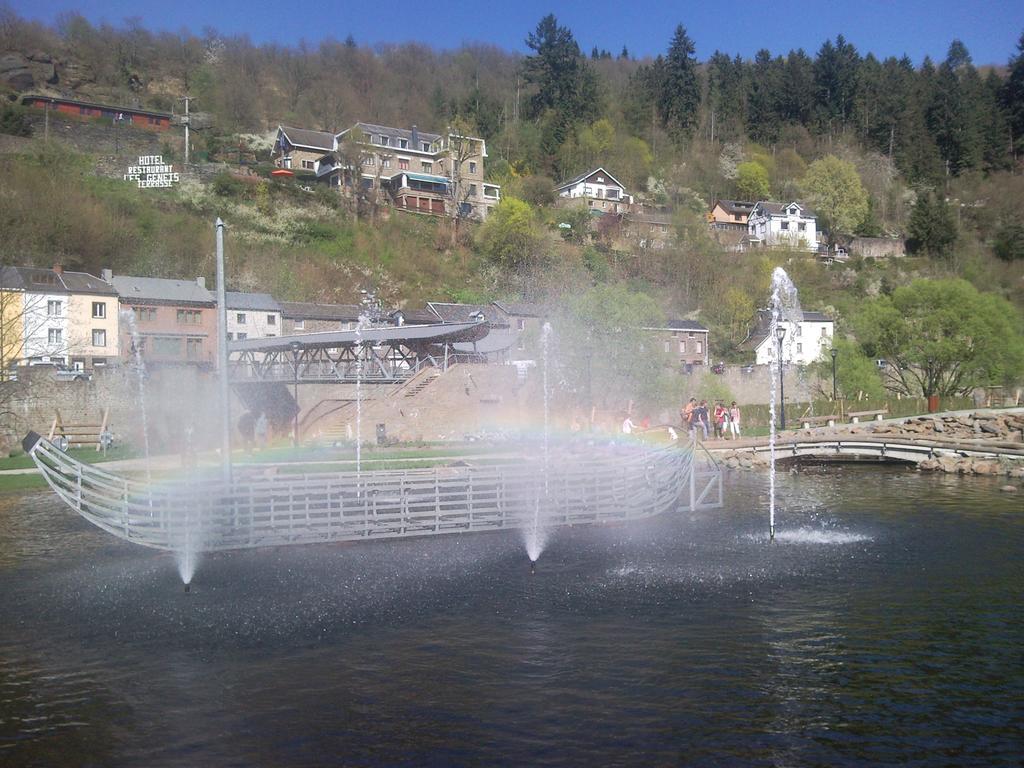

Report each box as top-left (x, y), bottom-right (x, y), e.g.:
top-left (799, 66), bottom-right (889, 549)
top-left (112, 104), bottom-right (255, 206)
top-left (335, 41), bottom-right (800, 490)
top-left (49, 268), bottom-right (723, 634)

top-left (1, 467), bottom-right (1021, 766)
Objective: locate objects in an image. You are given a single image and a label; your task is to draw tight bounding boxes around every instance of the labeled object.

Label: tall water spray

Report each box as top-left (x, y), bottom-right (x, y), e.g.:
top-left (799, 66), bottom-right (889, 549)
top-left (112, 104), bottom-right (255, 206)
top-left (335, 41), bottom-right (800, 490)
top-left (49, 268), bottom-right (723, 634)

top-left (354, 317), bottom-right (365, 480)
top-left (767, 267), bottom-right (802, 540)
top-left (525, 322), bottom-right (553, 562)
top-left (120, 309), bottom-right (153, 478)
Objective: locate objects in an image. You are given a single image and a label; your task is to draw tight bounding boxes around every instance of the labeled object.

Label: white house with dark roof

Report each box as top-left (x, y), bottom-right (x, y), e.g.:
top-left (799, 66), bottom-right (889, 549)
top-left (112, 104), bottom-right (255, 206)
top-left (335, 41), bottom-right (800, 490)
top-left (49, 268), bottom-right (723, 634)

top-left (744, 309), bottom-right (834, 366)
top-left (555, 167), bottom-right (632, 213)
top-left (272, 126), bottom-right (337, 171)
top-left (225, 292), bottom-right (282, 341)
top-left (747, 201), bottom-right (818, 252)
top-left (642, 319), bottom-right (710, 368)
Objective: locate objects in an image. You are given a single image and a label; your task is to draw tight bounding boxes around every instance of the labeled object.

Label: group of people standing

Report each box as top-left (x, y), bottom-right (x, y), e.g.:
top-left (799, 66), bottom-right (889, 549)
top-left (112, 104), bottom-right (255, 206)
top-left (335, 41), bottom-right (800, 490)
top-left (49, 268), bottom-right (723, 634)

top-left (681, 398), bottom-right (741, 441)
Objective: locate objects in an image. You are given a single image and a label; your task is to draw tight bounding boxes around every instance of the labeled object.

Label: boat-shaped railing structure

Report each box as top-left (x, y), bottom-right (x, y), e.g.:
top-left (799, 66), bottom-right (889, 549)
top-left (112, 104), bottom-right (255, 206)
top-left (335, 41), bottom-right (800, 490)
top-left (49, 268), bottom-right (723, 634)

top-left (23, 431), bottom-right (722, 553)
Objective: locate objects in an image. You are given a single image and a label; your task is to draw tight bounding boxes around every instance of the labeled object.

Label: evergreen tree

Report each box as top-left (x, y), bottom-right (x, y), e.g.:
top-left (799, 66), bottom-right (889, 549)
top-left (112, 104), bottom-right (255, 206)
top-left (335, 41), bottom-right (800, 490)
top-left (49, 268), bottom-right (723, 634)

top-left (619, 46), bottom-right (630, 60)
top-left (928, 41), bottom-right (984, 175)
top-left (747, 49), bottom-right (784, 143)
top-left (907, 192), bottom-right (958, 257)
top-left (657, 24), bottom-right (702, 140)
top-left (705, 51), bottom-right (746, 140)
top-left (1002, 31), bottom-right (1024, 158)
top-left (814, 35), bottom-right (860, 134)
top-left (782, 49), bottom-right (815, 125)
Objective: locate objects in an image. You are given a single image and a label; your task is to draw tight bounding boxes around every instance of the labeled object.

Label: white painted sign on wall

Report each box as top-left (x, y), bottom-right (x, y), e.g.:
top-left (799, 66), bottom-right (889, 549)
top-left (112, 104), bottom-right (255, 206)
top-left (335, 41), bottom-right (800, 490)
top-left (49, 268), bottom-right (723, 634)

top-left (123, 155), bottom-right (180, 188)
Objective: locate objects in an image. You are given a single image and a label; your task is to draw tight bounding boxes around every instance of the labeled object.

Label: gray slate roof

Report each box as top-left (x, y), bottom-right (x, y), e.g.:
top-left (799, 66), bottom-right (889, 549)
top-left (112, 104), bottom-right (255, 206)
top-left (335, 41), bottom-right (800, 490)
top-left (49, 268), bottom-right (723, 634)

top-left (110, 275), bottom-right (214, 305)
top-left (648, 319), bottom-right (709, 332)
top-left (556, 167), bottom-right (626, 191)
top-left (341, 122), bottom-right (442, 147)
top-left (753, 201), bottom-right (817, 219)
top-left (280, 301), bottom-right (363, 322)
top-left (0, 266), bottom-right (116, 295)
top-left (225, 291), bottom-right (281, 312)
top-left (713, 199), bottom-right (756, 217)
top-left (279, 126), bottom-right (335, 151)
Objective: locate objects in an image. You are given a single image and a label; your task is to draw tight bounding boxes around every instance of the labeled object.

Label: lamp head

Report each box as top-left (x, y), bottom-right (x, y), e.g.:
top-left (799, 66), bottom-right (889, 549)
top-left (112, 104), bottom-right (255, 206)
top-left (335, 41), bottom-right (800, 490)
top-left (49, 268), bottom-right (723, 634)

top-left (775, 325), bottom-right (786, 342)
top-left (831, 347), bottom-right (837, 360)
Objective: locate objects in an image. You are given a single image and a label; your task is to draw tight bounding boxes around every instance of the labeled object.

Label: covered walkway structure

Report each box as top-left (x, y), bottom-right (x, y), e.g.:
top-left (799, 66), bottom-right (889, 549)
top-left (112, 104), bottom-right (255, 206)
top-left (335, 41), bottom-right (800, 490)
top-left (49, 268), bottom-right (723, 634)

top-left (226, 320), bottom-right (490, 384)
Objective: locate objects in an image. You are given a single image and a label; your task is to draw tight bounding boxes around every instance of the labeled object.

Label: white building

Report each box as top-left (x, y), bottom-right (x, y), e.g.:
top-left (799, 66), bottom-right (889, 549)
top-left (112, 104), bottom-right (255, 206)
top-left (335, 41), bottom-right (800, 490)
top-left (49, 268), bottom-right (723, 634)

top-left (747, 310), bottom-right (834, 366)
top-left (747, 201), bottom-right (818, 252)
top-left (555, 167), bottom-right (632, 213)
top-left (225, 292), bottom-right (282, 341)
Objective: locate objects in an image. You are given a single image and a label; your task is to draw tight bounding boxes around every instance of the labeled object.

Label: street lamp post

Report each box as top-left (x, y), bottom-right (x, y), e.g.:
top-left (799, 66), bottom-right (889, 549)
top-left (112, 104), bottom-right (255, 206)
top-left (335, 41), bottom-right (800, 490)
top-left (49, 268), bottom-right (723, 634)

top-left (290, 340), bottom-right (301, 448)
top-left (775, 325), bottom-right (786, 430)
top-left (831, 347), bottom-right (838, 403)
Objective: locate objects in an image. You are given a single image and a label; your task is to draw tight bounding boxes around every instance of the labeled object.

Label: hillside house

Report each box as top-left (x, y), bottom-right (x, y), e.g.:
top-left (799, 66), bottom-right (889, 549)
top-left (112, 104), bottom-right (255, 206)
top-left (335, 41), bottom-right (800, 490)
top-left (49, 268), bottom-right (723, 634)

top-left (107, 272), bottom-right (217, 366)
top-left (747, 201), bottom-right (818, 252)
top-left (0, 265), bottom-right (119, 370)
top-left (21, 95), bottom-right (173, 130)
top-left (708, 199), bottom-right (755, 230)
top-left (643, 319), bottom-right (710, 368)
top-left (272, 126), bottom-right (337, 172)
top-left (623, 208), bottom-right (673, 249)
top-left (555, 168), bottom-right (632, 214)
top-left (743, 309), bottom-right (834, 366)
top-left (280, 302), bottom-right (364, 335)
top-left (225, 292), bottom-right (282, 341)
top-left (314, 122), bottom-right (500, 219)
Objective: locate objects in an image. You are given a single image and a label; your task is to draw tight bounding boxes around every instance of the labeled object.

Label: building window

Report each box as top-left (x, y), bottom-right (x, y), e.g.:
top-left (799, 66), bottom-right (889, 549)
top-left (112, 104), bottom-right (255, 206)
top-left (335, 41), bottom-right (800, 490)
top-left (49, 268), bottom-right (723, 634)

top-left (796, 343), bottom-right (803, 354)
top-left (153, 337), bottom-right (181, 357)
top-left (301, 160), bottom-right (315, 170)
top-left (678, 340), bottom-right (686, 354)
top-left (798, 222), bottom-right (806, 231)
top-left (186, 338), bottom-right (203, 360)
top-left (379, 136), bottom-right (389, 147)
top-left (92, 329), bottom-right (106, 347)
top-left (267, 314), bottom-right (276, 326)
top-left (381, 157), bottom-right (391, 168)
top-left (399, 158), bottom-right (410, 170)
top-left (177, 309), bottom-right (201, 325)
top-left (695, 341), bottom-right (703, 354)
top-left (469, 161), bottom-right (477, 174)
top-left (226, 332), bottom-right (233, 340)
top-left (422, 142), bottom-right (430, 152)
top-left (134, 306), bottom-right (157, 323)
top-left (294, 319), bottom-right (305, 330)
top-left (795, 325), bottom-right (802, 337)
top-left (236, 332), bottom-right (247, 340)
top-left (48, 328), bottom-right (62, 345)
top-left (92, 302), bottom-right (106, 319)
top-left (517, 319), bottom-right (525, 331)
top-left (469, 184), bottom-right (477, 196)
top-left (237, 313), bottom-right (246, 325)
top-left (47, 300), bottom-right (62, 316)
top-left (821, 326), bottom-right (829, 337)
top-left (398, 138), bottom-right (407, 149)
top-left (781, 221), bottom-right (790, 231)
top-left (421, 161), bottom-right (433, 173)
top-left (363, 155), bottom-right (374, 166)
top-left (283, 156), bottom-right (292, 169)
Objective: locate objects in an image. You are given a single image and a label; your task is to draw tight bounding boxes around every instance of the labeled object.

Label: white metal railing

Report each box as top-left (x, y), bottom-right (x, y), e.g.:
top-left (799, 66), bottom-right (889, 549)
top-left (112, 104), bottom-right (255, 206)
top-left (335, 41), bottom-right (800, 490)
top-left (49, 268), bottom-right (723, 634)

top-left (28, 435), bottom-right (721, 554)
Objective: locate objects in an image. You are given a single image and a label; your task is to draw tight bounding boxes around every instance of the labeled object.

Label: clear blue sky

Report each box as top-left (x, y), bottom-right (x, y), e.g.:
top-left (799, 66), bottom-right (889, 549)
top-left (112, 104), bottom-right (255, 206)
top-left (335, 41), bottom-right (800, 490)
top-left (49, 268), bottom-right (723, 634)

top-left (11, 0), bottom-right (1024, 66)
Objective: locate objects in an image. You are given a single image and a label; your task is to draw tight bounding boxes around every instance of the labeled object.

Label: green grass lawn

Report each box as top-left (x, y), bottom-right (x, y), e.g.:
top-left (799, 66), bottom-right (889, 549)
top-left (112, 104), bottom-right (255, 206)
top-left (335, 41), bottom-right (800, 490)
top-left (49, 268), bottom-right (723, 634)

top-left (0, 445), bottom-right (138, 471)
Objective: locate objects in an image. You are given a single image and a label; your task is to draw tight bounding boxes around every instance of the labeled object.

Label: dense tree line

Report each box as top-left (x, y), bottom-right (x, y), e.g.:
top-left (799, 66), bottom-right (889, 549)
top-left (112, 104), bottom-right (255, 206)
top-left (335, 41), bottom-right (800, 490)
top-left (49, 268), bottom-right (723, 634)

top-left (2, 8), bottom-right (1022, 188)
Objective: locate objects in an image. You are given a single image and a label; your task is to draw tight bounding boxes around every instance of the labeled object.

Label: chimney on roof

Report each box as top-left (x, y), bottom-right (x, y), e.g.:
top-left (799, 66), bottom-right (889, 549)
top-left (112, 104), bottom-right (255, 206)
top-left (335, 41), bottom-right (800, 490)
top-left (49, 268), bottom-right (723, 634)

top-left (411, 125), bottom-right (419, 146)
top-left (52, 264), bottom-right (63, 275)
top-left (196, 276), bottom-right (206, 289)
top-left (101, 268), bottom-right (113, 282)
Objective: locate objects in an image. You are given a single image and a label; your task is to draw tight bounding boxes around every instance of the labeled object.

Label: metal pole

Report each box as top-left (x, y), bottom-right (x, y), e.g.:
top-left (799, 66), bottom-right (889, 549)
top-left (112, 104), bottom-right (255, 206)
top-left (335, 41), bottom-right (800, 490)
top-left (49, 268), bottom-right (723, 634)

top-left (831, 349), bottom-right (838, 403)
top-left (181, 95), bottom-right (191, 166)
top-left (293, 353), bottom-right (299, 448)
top-left (215, 218), bottom-right (232, 484)
top-left (778, 336), bottom-right (786, 430)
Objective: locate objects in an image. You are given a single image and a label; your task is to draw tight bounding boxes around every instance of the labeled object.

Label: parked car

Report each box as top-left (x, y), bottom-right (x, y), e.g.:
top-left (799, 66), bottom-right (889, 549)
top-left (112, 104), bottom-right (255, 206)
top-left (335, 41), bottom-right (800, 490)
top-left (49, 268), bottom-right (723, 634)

top-left (740, 364), bottom-right (755, 375)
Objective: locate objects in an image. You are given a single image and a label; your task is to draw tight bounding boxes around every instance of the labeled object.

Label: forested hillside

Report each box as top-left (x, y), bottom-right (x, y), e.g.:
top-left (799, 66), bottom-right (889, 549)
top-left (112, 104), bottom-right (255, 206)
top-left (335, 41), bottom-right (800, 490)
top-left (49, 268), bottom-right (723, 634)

top-left (1, 8), bottom-right (1022, 378)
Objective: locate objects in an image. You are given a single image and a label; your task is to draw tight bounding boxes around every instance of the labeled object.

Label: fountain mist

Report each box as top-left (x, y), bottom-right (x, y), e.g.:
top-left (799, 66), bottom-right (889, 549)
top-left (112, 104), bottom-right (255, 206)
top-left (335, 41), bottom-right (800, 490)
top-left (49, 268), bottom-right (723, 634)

top-left (525, 322), bottom-right (553, 562)
top-left (767, 267), bottom-right (802, 540)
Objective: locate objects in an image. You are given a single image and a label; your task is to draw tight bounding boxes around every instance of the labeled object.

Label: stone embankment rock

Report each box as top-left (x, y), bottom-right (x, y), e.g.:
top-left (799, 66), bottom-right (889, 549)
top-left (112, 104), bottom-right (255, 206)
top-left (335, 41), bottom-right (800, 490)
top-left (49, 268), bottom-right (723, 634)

top-left (717, 449), bottom-right (769, 472)
top-left (867, 411), bottom-right (1024, 443)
